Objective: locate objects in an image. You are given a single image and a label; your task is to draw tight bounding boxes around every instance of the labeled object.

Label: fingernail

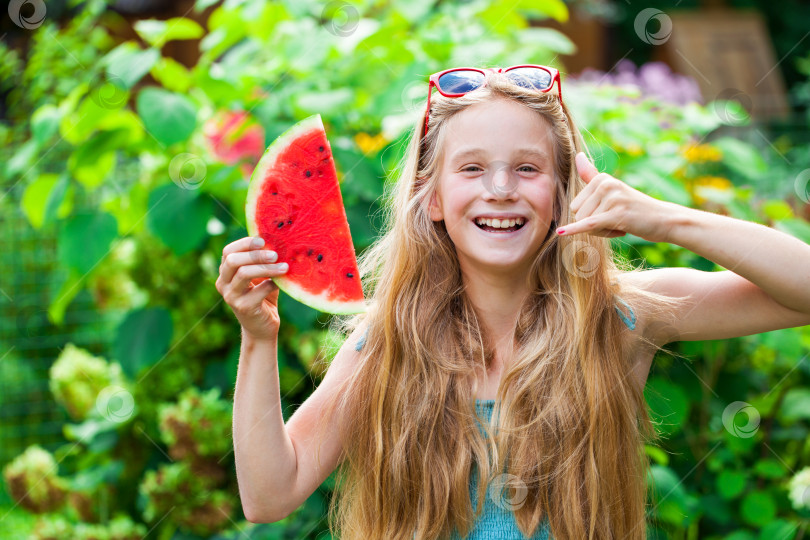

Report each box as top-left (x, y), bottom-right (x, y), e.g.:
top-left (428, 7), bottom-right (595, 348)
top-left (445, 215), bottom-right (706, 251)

top-left (279, 263), bottom-right (289, 271)
top-left (557, 229), bottom-right (566, 235)
top-left (252, 236), bottom-right (265, 247)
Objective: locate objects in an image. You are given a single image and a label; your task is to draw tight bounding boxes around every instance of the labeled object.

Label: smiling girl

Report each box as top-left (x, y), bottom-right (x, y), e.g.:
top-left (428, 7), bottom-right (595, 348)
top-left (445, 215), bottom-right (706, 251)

top-left (218, 66), bottom-right (810, 539)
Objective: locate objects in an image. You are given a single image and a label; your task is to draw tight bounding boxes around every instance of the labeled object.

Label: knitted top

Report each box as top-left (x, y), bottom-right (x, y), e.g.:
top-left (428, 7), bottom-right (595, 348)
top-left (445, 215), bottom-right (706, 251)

top-left (352, 297), bottom-right (636, 539)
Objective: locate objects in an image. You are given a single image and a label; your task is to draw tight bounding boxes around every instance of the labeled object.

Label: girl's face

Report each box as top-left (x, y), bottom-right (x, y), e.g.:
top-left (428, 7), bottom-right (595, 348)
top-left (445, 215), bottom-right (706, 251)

top-left (428, 98), bottom-right (558, 277)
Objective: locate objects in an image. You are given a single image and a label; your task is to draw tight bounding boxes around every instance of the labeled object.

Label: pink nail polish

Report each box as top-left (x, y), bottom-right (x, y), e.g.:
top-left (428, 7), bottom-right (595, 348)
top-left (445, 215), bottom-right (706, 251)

top-left (557, 229), bottom-right (565, 235)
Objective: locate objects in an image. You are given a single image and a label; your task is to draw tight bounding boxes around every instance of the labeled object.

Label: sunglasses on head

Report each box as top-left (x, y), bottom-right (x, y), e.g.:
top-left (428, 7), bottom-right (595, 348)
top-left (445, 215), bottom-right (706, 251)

top-left (422, 65), bottom-right (563, 138)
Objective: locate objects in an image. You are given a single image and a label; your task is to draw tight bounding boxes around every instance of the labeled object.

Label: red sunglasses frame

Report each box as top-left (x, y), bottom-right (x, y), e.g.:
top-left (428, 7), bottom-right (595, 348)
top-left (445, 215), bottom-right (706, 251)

top-left (422, 64), bottom-right (563, 138)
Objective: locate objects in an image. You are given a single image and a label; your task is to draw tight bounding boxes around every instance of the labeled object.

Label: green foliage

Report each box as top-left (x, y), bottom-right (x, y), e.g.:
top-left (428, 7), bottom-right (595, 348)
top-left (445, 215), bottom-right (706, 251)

top-left (48, 344), bottom-right (126, 421)
top-left (2, 0), bottom-right (810, 538)
top-left (2, 445), bottom-right (68, 514)
top-left (112, 307), bottom-right (173, 378)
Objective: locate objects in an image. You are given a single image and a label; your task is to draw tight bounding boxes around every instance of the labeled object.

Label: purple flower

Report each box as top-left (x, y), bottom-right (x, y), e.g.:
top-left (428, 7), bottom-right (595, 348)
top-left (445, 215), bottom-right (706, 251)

top-left (569, 60), bottom-right (703, 105)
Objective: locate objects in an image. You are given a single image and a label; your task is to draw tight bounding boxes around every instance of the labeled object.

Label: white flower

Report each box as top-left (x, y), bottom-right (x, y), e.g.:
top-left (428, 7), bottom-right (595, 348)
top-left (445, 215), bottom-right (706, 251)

top-left (788, 466), bottom-right (810, 510)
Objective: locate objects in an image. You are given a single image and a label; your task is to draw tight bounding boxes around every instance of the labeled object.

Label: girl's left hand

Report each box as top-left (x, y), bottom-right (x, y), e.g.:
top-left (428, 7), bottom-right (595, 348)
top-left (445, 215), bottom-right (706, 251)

top-left (556, 152), bottom-right (675, 243)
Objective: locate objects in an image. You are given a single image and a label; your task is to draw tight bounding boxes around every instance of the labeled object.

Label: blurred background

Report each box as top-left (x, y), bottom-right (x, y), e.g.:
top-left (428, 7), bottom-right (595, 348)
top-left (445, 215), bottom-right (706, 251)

top-left (1, 0), bottom-right (809, 538)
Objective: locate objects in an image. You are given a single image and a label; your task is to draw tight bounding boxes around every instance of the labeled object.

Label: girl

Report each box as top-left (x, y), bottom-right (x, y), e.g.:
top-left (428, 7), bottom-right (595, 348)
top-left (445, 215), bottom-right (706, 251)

top-left (217, 66), bottom-right (810, 539)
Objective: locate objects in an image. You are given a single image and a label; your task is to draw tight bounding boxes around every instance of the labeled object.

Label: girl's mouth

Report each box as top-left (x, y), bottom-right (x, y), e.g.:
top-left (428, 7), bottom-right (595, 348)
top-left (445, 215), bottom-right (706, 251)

top-left (473, 217), bottom-right (527, 235)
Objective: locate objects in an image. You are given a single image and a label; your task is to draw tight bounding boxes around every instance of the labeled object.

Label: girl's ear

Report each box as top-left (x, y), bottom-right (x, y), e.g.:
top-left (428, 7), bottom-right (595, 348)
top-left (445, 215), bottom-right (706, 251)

top-left (427, 190), bottom-right (444, 221)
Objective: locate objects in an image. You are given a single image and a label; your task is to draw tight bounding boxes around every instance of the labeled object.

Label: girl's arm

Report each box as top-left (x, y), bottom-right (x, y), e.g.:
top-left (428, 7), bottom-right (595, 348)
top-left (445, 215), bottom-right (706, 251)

top-left (624, 205), bottom-right (810, 345)
top-left (233, 325), bottom-right (365, 522)
top-left (232, 332), bottom-right (297, 522)
top-left (560, 152), bottom-right (810, 345)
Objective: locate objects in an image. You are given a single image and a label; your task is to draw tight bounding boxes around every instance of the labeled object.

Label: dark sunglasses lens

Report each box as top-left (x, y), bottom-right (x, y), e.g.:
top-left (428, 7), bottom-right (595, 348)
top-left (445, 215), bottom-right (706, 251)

top-left (506, 68), bottom-right (552, 90)
top-left (437, 70), bottom-right (486, 94)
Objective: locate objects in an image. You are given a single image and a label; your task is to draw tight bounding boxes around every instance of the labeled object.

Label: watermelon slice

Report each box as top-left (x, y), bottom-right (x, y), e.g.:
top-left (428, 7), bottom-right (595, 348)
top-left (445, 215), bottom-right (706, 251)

top-left (245, 114), bottom-right (366, 314)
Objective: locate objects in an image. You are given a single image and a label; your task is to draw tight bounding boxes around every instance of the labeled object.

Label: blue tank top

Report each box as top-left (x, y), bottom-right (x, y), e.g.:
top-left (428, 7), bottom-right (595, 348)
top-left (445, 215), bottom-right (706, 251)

top-left (353, 298), bottom-right (636, 539)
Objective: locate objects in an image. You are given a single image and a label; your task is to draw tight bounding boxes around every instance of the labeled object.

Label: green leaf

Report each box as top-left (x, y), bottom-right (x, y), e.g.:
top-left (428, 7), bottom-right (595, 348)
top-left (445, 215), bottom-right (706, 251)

top-left (644, 444), bottom-right (669, 466)
top-left (644, 377), bottom-right (690, 435)
top-left (780, 388), bottom-right (810, 421)
top-left (517, 27), bottom-right (575, 54)
top-left (759, 519), bottom-right (798, 540)
top-left (762, 200), bottom-right (794, 221)
top-left (48, 269), bottom-right (87, 325)
top-left (332, 146), bottom-right (382, 202)
top-left (195, 0), bottom-right (220, 11)
top-left (134, 17), bottom-right (204, 48)
top-left (136, 88), bottom-right (197, 147)
top-left (714, 137), bottom-right (767, 182)
top-left (647, 465), bottom-right (696, 526)
top-left (31, 104), bottom-right (62, 146)
top-left (67, 127), bottom-right (142, 190)
top-left (21, 173), bottom-right (73, 229)
top-left (64, 417), bottom-right (118, 444)
top-left (4, 139), bottom-right (38, 179)
top-left (146, 183), bottom-right (214, 255)
top-left (58, 211), bottom-right (119, 275)
top-left (519, 0), bottom-right (568, 22)
top-left (394, 0), bottom-right (436, 24)
top-left (725, 531), bottom-right (757, 540)
top-left (716, 470), bottom-right (746, 499)
top-left (278, 292), bottom-right (320, 331)
top-left (102, 42), bottom-right (160, 90)
top-left (150, 57), bottom-right (192, 93)
top-left (740, 491), bottom-right (776, 527)
top-left (70, 461), bottom-right (125, 492)
top-left (753, 459), bottom-right (785, 479)
top-left (68, 148), bottom-right (115, 190)
top-left (60, 97), bottom-right (143, 146)
top-left (293, 88), bottom-right (354, 115)
top-left (113, 307), bottom-right (173, 378)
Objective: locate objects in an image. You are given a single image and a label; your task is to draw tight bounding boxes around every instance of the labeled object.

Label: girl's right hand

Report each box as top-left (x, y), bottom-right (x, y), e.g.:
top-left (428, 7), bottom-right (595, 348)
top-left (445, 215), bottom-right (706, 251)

top-left (216, 236), bottom-right (289, 342)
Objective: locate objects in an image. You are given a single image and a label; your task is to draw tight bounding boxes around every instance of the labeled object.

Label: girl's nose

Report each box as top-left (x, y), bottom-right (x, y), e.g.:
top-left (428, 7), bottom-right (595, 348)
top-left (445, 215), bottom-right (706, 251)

top-left (482, 162), bottom-right (519, 199)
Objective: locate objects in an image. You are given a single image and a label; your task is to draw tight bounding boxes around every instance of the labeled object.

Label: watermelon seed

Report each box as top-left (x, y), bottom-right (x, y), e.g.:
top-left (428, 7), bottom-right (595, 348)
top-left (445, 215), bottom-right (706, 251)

top-left (346, 272), bottom-right (354, 278)
top-left (307, 249), bottom-right (313, 256)
top-left (319, 145), bottom-right (324, 152)
top-left (287, 219), bottom-right (292, 225)
top-left (272, 192), bottom-right (277, 195)
top-left (305, 170), bottom-right (312, 177)
top-left (317, 254), bottom-right (323, 262)
top-left (277, 222), bottom-right (283, 228)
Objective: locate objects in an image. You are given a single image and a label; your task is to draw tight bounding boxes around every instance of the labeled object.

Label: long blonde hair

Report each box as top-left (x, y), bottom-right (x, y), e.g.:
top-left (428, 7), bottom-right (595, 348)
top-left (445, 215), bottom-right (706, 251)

top-left (317, 71), bottom-right (687, 539)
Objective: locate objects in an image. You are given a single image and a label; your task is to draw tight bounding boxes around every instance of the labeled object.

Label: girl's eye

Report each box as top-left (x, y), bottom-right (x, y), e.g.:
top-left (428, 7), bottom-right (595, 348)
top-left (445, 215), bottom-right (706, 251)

top-left (461, 165), bottom-right (539, 173)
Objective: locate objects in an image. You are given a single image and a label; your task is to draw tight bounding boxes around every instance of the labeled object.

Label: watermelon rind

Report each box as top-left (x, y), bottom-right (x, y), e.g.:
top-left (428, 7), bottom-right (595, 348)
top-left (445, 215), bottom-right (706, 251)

top-left (245, 114), bottom-right (366, 315)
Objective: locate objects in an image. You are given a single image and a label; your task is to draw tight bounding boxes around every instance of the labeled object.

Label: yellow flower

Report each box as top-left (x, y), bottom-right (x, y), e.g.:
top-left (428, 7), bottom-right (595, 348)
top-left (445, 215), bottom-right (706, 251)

top-left (625, 143), bottom-right (643, 157)
top-left (689, 175), bottom-right (734, 206)
top-left (683, 143), bottom-right (723, 163)
top-left (354, 132), bottom-right (388, 155)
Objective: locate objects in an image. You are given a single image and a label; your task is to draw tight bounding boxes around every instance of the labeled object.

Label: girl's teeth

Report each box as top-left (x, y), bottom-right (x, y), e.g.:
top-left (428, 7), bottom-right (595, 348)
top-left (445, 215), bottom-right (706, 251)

top-left (476, 217), bottom-right (524, 228)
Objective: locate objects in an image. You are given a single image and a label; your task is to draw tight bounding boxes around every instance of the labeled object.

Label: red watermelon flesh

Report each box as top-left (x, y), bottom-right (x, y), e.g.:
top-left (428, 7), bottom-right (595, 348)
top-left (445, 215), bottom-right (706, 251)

top-left (245, 114), bottom-right (366, 314)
